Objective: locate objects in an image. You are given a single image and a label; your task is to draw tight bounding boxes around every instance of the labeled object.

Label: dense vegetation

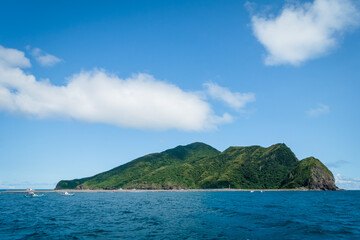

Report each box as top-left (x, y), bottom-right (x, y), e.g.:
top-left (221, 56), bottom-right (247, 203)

top-left (56, 142), bottom-right (337, 190)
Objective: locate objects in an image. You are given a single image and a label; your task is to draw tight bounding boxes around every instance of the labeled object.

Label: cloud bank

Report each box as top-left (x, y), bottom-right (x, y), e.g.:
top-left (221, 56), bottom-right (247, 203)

top-left (0, 45), bottom-right (254, 131)
top-left (250, 0), bottom-right (360, 65)
top-left (335, 174), bottom-right (360, 190)
top-left (0, 179), bottom-right (54, 189)
top-left (30, 47), bottom-right (62, 67)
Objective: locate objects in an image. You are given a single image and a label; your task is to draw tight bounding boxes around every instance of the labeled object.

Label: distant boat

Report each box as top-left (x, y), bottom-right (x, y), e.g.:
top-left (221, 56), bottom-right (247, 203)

top-left (24, 192), bottom-right (44, 198)
top-left (260, 190), bottom-right (264, 193)
top-left (250, 190), bottom-right (254, 193)
top-left (60, 191), bottom-right (74, 196)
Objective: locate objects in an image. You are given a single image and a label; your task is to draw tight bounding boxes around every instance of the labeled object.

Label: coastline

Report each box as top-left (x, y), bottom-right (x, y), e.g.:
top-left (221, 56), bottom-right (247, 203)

top-left (0, 188), bottom-right (334, 193)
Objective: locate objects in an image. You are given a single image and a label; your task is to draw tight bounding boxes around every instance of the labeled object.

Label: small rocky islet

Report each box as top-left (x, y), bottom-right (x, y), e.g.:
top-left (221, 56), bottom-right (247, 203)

top-left (56, 142), bottom-right (339, 191)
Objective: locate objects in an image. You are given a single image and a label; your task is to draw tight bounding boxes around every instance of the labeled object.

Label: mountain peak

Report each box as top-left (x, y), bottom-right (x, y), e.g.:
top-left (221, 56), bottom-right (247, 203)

top-left (56, 142), bottom-right (337, 190)
top-left (163, 142), bottom-right (220, 157)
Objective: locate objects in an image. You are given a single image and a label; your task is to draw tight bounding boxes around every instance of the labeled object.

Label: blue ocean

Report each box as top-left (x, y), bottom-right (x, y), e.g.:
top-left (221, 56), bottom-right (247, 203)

top-left (1, 191), bottom-right (359, 239)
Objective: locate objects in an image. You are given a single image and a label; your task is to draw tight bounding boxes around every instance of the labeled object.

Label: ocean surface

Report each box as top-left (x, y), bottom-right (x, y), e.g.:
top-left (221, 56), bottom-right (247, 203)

top-left (0, 191), bottom-right (359, 239)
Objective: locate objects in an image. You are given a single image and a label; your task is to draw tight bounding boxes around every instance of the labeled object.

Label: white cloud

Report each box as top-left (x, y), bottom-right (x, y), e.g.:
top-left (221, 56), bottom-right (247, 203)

top-left (31, 47), bottom-right (62, 67)
top-left (0, 46), bottom-right (233, 131)
top-left (0, 45), bottom-right (30, 68)
top-left (335, 174), bottom-right (360, 190)
top-left (204, 82), bottom-right (255, 111)
top-left (250, 0), bottom-right (360, 65)
top-left (307, 103), bottom-right (330, 117)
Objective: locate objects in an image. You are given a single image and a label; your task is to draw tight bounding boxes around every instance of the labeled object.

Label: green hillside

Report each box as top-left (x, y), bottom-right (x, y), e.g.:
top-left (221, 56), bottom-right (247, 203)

top-left (281, 157), bottom-right (337, 190)
top-left (56, 142), bottom-right (338, 190)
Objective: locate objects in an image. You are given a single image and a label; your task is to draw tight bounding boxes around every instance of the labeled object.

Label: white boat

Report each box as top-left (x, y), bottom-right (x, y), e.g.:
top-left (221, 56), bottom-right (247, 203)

top-left (60, 191), bottom-right (74, 196)
top-left (24, 192), bottom-right (44, 198)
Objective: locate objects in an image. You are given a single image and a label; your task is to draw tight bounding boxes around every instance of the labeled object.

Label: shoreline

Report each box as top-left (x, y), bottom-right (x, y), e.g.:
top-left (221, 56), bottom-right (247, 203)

top-left (0, 188), bottom-right (334, 193)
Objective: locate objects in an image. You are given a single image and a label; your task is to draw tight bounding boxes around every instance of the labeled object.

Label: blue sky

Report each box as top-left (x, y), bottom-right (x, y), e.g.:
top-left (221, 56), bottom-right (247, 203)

top-left (1, 0), bottom-right (360, 189)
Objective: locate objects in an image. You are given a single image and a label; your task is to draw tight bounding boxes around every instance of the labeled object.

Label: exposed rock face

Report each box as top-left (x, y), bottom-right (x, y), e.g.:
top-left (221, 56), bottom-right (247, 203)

top-left (309, 166), bottom-right (337, 190)
top-left (281, 157), bottom-right (338, 191)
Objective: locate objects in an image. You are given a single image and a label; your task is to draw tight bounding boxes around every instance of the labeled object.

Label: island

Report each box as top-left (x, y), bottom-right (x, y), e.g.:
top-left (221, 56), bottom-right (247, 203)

top-left (56, 142), bottom-right (339, 191)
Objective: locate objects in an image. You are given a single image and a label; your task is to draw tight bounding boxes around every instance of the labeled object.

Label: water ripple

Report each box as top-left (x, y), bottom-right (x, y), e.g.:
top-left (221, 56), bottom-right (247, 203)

top-left (0, 191), bottom-right (359, 239)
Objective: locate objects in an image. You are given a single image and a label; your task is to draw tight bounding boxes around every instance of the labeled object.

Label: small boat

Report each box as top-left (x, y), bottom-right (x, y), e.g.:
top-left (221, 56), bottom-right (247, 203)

top-left (250, 190), bottom-right (254, 193)
top-left (60, 191), bottom-right (74, 196)
top-left (24, 192), bottom-right (44, 198)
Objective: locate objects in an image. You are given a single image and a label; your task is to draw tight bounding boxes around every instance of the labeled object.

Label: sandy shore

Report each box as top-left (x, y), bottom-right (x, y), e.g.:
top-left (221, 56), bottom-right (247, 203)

top-left (1, 188), bottom-right (315, 193)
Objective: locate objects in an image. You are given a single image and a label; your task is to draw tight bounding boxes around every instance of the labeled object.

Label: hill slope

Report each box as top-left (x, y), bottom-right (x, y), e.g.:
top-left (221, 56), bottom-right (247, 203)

top-left (280, 157), bottom-right (337, 190)
top-left (56, 142), bottom-right (338, 190)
